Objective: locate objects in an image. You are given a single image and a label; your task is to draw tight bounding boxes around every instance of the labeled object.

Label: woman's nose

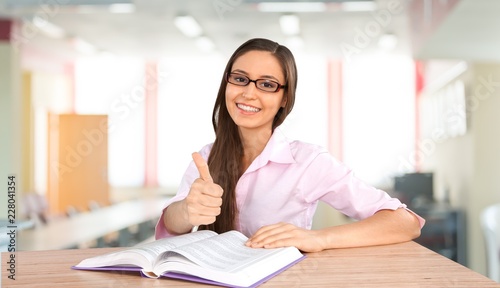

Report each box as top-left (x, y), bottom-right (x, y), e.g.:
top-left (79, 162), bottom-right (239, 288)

top-left (242, 82), bottom-right (258, 98)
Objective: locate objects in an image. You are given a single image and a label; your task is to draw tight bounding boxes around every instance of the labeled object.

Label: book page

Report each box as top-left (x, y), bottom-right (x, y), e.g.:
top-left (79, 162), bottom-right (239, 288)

top-left (130, 230), bottom-right (217, 262)
top-left (157, 230), bottom-right (292, 272)
top-left (75, 230), bottom-right (217, 270)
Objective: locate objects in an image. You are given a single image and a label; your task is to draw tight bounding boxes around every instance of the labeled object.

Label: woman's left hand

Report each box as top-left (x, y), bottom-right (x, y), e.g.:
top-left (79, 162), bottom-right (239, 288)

top-left (245, 222), bottom-right (326, 252)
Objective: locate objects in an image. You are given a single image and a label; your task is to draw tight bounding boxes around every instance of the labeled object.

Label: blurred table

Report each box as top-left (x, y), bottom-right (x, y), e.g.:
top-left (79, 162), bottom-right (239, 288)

top-left (17, 197), bottom-right (169, 251)
top-left (1, 219), bottom-right (34, 252)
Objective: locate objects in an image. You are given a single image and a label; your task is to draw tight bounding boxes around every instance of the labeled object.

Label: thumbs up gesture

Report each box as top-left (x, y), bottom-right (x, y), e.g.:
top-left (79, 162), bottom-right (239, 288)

top-left (184, 152), bottom-right (224, 227)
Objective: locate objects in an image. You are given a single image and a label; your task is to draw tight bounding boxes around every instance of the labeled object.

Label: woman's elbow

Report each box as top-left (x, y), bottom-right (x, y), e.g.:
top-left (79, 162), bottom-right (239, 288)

top-left (395, 208), bottom-right (423, 241)
top-left (405, 212), bottom-right (423, 241)
top-left (409, 224), bottom-right (421, 240)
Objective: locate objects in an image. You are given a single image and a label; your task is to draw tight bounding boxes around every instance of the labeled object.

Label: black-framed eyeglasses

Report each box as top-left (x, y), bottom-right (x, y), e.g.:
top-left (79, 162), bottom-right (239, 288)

top-left (226, 73), bottom-right (286, 93)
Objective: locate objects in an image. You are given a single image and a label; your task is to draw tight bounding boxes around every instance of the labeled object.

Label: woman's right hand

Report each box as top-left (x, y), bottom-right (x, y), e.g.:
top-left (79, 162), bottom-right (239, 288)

top-left (182, 152), bottom-right (224, 227)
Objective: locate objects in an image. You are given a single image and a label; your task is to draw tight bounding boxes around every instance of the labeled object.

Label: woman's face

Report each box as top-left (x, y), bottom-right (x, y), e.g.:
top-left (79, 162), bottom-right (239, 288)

top-left (225, 50), bottom-right (286, 134)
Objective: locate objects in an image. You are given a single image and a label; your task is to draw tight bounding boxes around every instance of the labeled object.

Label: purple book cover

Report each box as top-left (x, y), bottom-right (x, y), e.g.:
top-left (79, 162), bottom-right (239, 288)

top-left (72, 255), bottom-right (306, 287)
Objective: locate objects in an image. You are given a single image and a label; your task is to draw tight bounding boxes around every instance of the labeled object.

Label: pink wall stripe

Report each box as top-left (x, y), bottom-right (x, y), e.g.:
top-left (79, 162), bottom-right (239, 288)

top-left (327, 59), bottom-right (343, 161)
top-left (145, 62), bottom-right (158, 187)
top-left (414, 61), bottom-right (425, 172)
top-left (64, 62), bottom-right (76, 113)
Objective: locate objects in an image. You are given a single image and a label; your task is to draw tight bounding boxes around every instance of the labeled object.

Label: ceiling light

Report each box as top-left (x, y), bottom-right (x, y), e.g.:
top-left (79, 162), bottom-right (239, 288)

top-left (32, 17), bottom-right (66, 39)
top-left (71, 37), bottom-right (97, 55)
top-left (378, 33), bottom-right (398, 50)
top-left (195, 36), bottom-right (215, 52)
top-left (258, 2), bottom-right (326, 13)
top-left (340, 1), bottom-right (377, 12)
top-left (280, 14), bottom-right (300, 36)
top-left (109, 3), bottom-right (135, 13)
top-left (174, 15), bottom-right (202, 38)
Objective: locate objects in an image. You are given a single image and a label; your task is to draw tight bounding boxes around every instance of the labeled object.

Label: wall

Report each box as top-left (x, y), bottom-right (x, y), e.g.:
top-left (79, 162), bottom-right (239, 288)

top-left (17, 44), bottom-right (74, 219)
top-left (343, 55), bottom-right (416, 188)
top-left (420, 62), bottom-right (500, 275)
top-left (0, 41), bottom-right (22, 220)
top-left (469, 63), bottom-right (500, 275)
top-left (30, 72), bottom-right (73, 199)
top-left (419, 60), bottom-right (474, 205)
top-left (74, 57), bottom-right (145, 187)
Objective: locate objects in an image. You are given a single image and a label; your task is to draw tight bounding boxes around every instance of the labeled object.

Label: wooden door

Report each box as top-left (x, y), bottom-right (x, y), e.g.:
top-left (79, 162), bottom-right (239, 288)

top-left (47, 114), bottom-right (109, 215)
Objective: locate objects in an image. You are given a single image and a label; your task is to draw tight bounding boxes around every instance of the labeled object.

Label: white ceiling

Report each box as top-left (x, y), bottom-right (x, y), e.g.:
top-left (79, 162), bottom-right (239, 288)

top-left (415, 0), bottom-right (500, 62)
top-left (0, 0), bottom-right (498, 62)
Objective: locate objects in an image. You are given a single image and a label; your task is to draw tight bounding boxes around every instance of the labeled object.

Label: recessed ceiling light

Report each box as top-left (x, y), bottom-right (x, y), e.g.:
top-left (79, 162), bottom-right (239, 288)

top-left (258, 2), bottom-right (326, 13)
top-left (195, 36), bottom-right (216, 52)
top-left (378, 33), bottom-right (398, 50)
top-left (70, 37), bottom-right (97, 55)
top-left (280, 14), bottom-right (300, 36)
top-left (109, 3), bottom-right (135, 14)
top-left (340, 1), bottom-right (377, 12)
top-left (174, 15), bottom-right (203, 38)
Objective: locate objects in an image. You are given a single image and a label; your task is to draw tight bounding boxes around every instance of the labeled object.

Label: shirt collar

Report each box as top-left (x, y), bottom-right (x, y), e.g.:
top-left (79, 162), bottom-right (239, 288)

top-left (245, 128), bottom-right (296, 174)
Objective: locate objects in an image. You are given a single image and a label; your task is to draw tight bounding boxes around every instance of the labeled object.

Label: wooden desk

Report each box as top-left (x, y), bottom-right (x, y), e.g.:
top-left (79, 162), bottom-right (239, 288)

top-left (2, 241), bottom-right (498, 287)
top-left (17, 197), bottom-right (169, 251)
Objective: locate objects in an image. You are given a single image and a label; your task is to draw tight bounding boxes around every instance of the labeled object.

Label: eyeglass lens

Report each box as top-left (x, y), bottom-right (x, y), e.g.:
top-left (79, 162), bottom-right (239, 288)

top-left (227, 73), bottom-right (281, 92)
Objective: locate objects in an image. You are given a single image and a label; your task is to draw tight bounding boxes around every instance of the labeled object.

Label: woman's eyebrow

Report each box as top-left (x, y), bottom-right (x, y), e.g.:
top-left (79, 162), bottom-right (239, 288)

top-left (232, 69), bottom-right (280, 82)
top-left (259, 74), bottom-right (280, 81)
top-left (231, 69), bottom-right (248, 75)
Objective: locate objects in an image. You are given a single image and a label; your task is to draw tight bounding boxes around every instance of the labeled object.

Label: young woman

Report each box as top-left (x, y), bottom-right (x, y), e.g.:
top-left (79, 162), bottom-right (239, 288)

top-left (155, 38), bottom-right (424, 252)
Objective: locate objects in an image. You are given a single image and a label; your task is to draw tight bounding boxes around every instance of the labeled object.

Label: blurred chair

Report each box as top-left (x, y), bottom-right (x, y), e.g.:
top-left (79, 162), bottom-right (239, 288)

top-left (22, 193), bottom-right (49, 226)
top-left (65, 205), bottom-right (80, 218)
top-left (88, 200), bottom-right (101, 211)
top-left (85, 200), bottom-right (120, 247)
top-left (481, 203), bottom-right (500, 282)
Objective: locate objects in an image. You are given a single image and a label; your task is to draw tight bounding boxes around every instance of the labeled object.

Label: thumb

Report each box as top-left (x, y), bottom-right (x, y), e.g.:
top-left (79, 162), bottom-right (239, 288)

top-left (192, 152), bottom-right (213, 183)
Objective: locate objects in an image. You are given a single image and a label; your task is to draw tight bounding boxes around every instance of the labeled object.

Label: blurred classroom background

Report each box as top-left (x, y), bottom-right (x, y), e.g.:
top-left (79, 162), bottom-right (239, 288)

top-left (1, 0), bottom-right (500, 281)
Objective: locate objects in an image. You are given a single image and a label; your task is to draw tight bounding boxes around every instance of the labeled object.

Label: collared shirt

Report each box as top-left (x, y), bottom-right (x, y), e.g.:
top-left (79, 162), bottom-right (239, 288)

top-left (155, 129), bottom-right (425, 239)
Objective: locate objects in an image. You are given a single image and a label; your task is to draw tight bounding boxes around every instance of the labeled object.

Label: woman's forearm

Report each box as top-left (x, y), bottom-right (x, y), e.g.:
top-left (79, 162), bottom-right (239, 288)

top-left (321, 208), bottom-right (421, 249)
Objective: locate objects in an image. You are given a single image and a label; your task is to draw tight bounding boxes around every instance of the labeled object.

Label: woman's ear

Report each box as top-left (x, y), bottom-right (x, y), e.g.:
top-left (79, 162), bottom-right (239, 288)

top-left (281, 95), bottom-right (287, 108)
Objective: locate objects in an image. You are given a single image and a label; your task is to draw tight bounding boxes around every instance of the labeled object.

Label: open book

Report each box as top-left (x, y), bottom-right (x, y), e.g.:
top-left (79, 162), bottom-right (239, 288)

top-left (72, 230), bottom-right (305, 288)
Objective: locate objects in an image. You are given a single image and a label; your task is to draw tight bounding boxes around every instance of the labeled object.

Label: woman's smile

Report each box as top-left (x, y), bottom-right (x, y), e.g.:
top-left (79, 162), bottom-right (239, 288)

top-left (236, 103), bottom-right (261, 113)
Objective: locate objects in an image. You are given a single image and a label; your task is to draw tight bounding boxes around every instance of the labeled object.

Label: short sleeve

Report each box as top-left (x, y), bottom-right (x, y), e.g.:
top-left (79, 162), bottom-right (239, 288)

top-left (303, 151), bottom-right (424, 227)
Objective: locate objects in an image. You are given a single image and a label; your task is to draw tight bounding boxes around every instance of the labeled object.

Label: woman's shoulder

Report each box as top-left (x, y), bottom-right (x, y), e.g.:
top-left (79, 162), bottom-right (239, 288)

top-left (285, 139), bottom-right (348, 175)
top-left (275, 130), bottom-right (327, 153)
top-left (286, 138), bottom-right (333, 161)
top-left (288, 139), bottom-right (327, 152)
top-left (274, 129), bottom-right (341, 163)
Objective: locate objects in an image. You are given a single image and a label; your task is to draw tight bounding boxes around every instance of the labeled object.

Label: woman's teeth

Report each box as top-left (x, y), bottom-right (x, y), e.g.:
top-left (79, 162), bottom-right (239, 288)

top-left (237, 103), bottom-right (261, 112)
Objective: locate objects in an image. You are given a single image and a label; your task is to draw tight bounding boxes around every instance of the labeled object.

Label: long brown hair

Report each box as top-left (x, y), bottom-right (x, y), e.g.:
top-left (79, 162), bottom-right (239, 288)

top-left (201, 38), bottom-right (298, 233)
